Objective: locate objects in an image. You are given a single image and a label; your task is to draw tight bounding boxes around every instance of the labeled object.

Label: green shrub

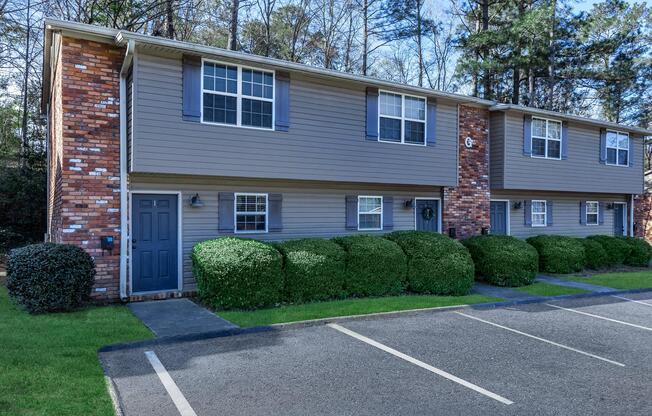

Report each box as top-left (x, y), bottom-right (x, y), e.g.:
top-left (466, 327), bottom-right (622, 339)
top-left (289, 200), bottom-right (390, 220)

top-left (463, 235), bottom-right (538, 286)
top-left (577, 238), bottom-right (610, 269)
top-left (0, 227), bottom-right (23, 253)
top-left (619, 237), bottom-right (652, 267)
top-left (276, 238), bottom-right (346, 302)
top-left (192, 237), bottom-right (283, 309)
top-left (526, 235), bottom-right (585, 274)
top-left (6, 243), bottom-right (96, 313)
top-left (587, 235), bottom-right (631, 266)
top-left (333, 235), bottom-right (407, 297)
top-left (385, 231), bottom-right (474, 295)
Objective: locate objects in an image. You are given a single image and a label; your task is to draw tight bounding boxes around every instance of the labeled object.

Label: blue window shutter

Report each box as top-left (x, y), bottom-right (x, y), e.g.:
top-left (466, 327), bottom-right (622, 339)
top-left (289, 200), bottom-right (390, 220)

top-left (628, 136), bottom-right (634, 167)
top-left (523, 114), bottom-right (532, 156)
top-left (346, 195), bottom-right (358, 230)
top-left (579, 201), bottom-right (586, 225)
top-left (383, 196), bottom-right (394, 230)
top-left (275, 72), bottom-right (290, 131)
top-left (561, 121), bottom-right (569, 160)
top-left (546, 201), bottom-right (553, 226)
top-left (218, 192), bottom-right (235, 233)
top-left (182, 55), bottom-right (201, 122)
top-left (366, 87), bottom-right (379, 141)
top-left (268, 194), bottom-right (283, 232)
top-left (426, 98), bottom-right (437, 146)
top-left (524, 200), bottom-right (532, 226)
top-left (599, 202), bottom-right (605, 225)
top-left (599, 129), bottom-right (607, 163)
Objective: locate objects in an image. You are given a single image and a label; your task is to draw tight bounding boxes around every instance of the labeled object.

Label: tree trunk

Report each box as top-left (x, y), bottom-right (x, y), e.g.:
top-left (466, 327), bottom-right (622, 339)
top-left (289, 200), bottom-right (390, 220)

top-left (166, 0), bottom-right (175, 39)
top-left (21, 0), bottom-right (31, 167)
top-left (527, 67), bottom-right (535, 106)
top-left (546, 0), bottom-right (556, 110)
top-left (481, 0), bottom-right (491, 100)
top-left (228, 0), bottom-right (239, 51)
top-left (362, 0), bottom-right (368, 75)
top-left (416, 0), bottom-right (424, 87)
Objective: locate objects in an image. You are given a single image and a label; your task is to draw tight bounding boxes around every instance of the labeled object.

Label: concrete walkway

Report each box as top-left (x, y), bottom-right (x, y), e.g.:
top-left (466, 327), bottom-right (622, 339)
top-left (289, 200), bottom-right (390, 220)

top-left (535, 274), bottom-right (615, 293)
top-left (128, 298), bottom-right (238, 338)
top-left (472, 282), bottom-right (545, 302)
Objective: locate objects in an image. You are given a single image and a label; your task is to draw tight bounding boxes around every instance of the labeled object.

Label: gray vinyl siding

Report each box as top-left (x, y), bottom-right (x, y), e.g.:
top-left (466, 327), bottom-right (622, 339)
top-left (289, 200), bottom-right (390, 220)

top-left (130, 174), bottom-right (442, 291)
top-left (489, 112), bottom-right (505, 189)
top-left (131, 51), bottom-right (458, 187)
top-left (492, 190), bottom-right (628, 239)
top-left (493, 111), bottom-right (643, 194)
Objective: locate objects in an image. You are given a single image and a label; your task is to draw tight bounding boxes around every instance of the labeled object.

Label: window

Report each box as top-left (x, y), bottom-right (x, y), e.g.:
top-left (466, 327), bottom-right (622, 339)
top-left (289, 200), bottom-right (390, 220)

top-left (202, 60), bottom-right (274, 129)
top-left (235, 193), bottom-right (267, 233)
top-left (586, 201), bottom-right (599, 225)
top-left (379, 91), bottom-right (426, 145)
top-left (606, 131), bottom-right (629, 166)
top-left (358, 196), bottom-right (383, 230)
top-left (531, 200), bottom-right (547, 227)
top-left (531, 117), bottom-right (561, 159)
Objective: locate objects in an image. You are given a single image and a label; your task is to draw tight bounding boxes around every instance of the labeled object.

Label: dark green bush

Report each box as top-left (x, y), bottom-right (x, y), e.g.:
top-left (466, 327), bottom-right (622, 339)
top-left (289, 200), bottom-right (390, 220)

top-left (526, 235), bottom-right (585, 274)
top-left (577, 238), bottom-right (610, 269)
top-left (463, 235), bottom-right (538, 286)
top-left (587, 235), bottom-right (631, 266)
top-left (333, 235), bottom-right (407, 297)
top-left (276, 238), bottom-right (346, 302)
top-left (385, 231), bottom-right (474, 295)
top-left (6, 243), bottom-right (96, 313)
top-left (0, 227), bottom-right (23, 253)
top-left (619, 237), bottom-right (652, 267)
top-left (192, 237), bottom-right (283, 309)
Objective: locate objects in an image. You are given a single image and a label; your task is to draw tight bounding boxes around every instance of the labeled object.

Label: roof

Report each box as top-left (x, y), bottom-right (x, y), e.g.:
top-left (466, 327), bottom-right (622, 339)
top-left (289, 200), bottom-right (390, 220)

top-left (42, 18), bottom-right (652, 136)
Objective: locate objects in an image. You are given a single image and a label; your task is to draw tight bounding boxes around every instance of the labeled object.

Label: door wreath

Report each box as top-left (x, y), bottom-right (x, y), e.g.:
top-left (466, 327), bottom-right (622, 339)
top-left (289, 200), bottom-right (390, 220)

top-left (421, 207), bottom-right (435, 221)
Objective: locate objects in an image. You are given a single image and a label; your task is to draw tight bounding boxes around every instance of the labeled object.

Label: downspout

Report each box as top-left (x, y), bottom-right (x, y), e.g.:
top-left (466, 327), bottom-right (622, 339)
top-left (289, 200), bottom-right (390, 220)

top-left (119, 39), bottom-right (135, 301)
top-left (630, 194), bottom-right (635, 237)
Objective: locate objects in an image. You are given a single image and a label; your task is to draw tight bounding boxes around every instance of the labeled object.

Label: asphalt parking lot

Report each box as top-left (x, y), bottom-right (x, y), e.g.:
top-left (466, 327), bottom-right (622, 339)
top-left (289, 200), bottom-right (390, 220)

top-left (100, 292), bottom-right (652, 416)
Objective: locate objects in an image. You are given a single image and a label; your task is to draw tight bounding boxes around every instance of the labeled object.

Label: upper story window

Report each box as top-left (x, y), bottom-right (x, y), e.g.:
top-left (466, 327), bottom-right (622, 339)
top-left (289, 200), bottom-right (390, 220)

top-left (606, 131), bottom-right (629, 166)
top-left (531, 200), bottom-right (547, 226)
top-left (531, 117), bottom-right (561, 159)
top-left (202, 60), bottom-right (274, 130)
top-left (379, 91), bottom-right (426, 146)
top-left (358, 196), bottom-right (383, 230)
top-left (586, 201), bottom-right (599, 225)
top-left (235, 193), bottom-right (268, 233)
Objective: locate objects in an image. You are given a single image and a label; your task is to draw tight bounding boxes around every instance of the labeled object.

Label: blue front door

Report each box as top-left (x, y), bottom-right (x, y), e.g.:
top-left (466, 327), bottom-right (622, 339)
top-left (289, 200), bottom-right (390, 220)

top-left (415, 199), bottom-right (439, 232)
top-left (132, 194), bottom-right (178, 293)
top-left (490, 201), bottom-right (508, 235)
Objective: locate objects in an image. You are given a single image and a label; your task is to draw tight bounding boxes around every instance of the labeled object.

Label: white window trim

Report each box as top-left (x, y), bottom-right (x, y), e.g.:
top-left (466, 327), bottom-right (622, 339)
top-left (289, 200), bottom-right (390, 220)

top-left (585, 201), bottom-right (599, 226)
top-left (605, 130), bottom-right (630, 167)
top-left (378, 90), bottom-right (427, 147)
top-left (200, 58), bottom-right (275, 131)
top-left (358, 195), bottom-right (383, 231)
top-left (234, 192), bottom-right (269, 234)
top-left (531, 117), bottom-right (562, 160)
top-left (531, 199), bottom-right (547, 227)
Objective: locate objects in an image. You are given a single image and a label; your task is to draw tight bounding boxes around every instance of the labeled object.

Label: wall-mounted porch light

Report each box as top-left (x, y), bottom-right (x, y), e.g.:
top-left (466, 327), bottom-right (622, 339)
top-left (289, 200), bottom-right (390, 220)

top-left (512, 201), bottom-right (522, 210)
top-left (190, 193), bottom-right (204, 207)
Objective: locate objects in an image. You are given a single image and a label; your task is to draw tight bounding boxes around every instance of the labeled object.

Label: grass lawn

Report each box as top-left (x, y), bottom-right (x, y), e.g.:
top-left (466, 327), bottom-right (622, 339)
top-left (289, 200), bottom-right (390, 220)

top-left (219, 294), bottom-right (501, 327)
top-left (512, 282), bottom-right (589, 297)
top-left (0, 286), bottom-right (153, 416)
top-left (563, 271), bottom-right (652, 290)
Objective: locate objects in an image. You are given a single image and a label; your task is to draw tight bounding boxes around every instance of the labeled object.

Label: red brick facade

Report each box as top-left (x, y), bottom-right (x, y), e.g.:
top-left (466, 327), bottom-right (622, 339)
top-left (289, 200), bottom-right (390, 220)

top-left (442, 105), bottom-right (491, 239)
top-left (634, 193), bottom-right (652, 240)
top-left (48, 37), bottom-right (124, 301)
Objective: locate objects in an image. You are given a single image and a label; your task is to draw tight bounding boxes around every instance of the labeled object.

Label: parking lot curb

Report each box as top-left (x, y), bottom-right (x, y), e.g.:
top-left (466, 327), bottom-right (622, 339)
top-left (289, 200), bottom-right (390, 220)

top-left (98, 287), bottom-right (652, 352)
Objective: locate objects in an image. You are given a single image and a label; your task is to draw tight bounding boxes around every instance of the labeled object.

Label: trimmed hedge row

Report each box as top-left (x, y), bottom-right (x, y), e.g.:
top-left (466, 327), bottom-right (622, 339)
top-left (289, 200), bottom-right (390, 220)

top-left (463, 235), bottom-right (538, 286)
top-left (526, 235), bottom-right (585, 274)
top-left (7, 243), bottom-right (96, 313)
top-left (192, 231), bottom-right (476, 309)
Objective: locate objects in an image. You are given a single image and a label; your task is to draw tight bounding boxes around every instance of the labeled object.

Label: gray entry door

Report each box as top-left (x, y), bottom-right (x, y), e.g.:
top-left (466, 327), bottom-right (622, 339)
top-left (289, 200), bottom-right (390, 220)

top-left (614, 204), bottom-right (625, 236)
top-left (415, 199), bottom-right (439, 232)
top-left (490, 201), bottom-right (508, 235)
top-left (132, 194), bottom-right (178, 293)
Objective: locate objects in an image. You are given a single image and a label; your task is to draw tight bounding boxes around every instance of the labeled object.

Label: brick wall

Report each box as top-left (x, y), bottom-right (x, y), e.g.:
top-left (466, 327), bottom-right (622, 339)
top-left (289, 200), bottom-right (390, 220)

top-left (48, 37), bottom-right (124, 300)
top-left (443, 105), bottom-right (490, 239)
top-left (634, 193), bottom-right (652, 240)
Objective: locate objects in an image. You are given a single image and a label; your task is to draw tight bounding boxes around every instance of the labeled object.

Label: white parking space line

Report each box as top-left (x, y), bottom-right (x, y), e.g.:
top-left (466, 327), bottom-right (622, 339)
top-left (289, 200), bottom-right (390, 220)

top-left (611, 295), bottom-right (652, 307)
top-left (327, 323), bottom-right (514, 405)
top-left (455, 312), bottom-right (625, 367)
top-left (546, 304), bottom-right (652, 332)
top-left (145, 351), bottom-right (198, 416)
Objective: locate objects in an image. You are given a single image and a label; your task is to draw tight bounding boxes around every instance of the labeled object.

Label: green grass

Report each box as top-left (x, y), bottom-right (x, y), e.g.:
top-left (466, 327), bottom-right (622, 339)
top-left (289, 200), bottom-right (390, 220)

top-left (512, 282), bottom-right (589, 297)
top-left (219, 294), bottom-right (502, 327)
top-left (0, 286), bottom-right (153, 416)
top-left (563, 271), bottom-right (652, 290)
